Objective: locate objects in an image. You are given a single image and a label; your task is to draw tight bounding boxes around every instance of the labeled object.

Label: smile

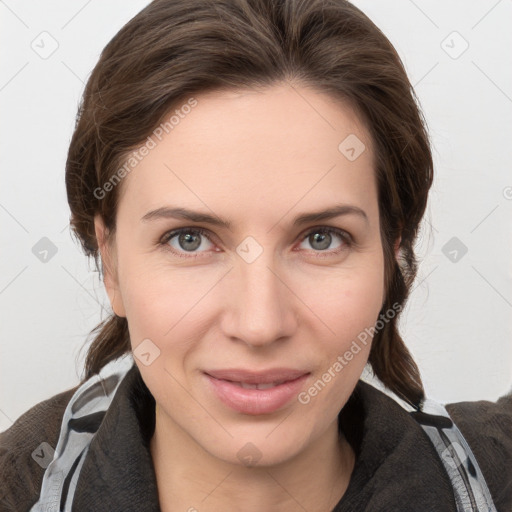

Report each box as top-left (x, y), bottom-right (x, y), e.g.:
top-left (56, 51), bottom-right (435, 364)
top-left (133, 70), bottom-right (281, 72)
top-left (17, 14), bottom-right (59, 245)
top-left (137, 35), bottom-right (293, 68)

top-left (204, 373), bottom-right (310, 415)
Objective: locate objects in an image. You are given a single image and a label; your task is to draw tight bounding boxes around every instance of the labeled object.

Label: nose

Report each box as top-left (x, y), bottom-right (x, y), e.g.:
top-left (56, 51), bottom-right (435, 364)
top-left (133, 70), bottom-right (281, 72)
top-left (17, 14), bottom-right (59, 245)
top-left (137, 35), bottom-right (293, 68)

top-left (221, 253), bottom-right (297, 348)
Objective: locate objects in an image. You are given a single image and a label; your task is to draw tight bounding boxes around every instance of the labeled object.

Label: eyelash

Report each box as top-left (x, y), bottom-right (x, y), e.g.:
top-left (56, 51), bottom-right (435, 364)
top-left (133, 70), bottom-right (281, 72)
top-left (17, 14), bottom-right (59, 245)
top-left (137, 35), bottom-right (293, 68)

top-left (159, 226), bottom-right (353, 259)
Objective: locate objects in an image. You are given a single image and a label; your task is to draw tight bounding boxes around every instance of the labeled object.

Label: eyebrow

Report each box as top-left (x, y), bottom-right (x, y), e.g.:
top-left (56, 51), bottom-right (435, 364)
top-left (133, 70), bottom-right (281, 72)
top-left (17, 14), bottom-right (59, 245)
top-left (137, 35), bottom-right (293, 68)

top-left (140, 204), bottom-right (369, 229)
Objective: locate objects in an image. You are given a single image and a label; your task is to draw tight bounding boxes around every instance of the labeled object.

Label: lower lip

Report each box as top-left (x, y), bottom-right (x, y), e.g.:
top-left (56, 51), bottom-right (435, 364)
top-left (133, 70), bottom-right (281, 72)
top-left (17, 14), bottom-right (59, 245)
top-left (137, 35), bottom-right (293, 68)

top-left (204, 373), bottom-right (310, 415)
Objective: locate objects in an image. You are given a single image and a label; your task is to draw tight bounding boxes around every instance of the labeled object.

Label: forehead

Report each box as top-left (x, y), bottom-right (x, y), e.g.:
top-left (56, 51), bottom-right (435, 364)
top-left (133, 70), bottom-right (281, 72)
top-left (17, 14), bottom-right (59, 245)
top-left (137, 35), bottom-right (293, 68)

top-left (116, 84), bottom-right (377, 226)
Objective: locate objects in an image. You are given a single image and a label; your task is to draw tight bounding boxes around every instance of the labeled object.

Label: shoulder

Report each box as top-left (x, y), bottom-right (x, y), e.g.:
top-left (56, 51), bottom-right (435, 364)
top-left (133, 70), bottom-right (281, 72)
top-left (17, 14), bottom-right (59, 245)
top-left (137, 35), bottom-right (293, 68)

top-left (445, 389), bottom-right (512, 510)
top-left (0, 384), bottom-right (79, 511)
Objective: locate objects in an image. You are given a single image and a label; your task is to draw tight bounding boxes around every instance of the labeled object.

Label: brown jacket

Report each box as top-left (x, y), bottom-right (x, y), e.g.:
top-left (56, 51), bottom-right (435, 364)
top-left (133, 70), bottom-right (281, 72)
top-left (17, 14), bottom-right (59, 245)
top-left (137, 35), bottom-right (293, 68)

top-left (1, 362), bottom-right (511, 511)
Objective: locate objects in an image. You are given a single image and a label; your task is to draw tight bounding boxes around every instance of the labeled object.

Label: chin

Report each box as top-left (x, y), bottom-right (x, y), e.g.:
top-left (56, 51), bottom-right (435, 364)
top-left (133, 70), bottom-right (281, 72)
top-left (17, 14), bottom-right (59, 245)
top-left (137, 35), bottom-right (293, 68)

top-left (201, 429), bottom-right (308, 469)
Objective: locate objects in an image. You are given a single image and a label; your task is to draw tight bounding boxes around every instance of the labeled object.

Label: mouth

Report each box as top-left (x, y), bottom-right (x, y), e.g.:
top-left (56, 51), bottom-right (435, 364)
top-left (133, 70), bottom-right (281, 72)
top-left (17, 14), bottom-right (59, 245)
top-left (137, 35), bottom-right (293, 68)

top-left (204, 367), bottom-right (309, 385)
top-left (203, 371), bottom-right (311, 415)
top-left (222, 379), bottom-right (290, 390)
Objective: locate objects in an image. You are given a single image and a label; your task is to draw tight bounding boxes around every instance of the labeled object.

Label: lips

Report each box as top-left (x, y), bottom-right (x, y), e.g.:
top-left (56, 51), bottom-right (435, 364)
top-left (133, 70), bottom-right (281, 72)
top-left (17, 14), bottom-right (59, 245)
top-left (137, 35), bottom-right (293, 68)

top-left (203, 368), bottom-right (311, 414)
top-left (204, 368), bottom-right (309, 385)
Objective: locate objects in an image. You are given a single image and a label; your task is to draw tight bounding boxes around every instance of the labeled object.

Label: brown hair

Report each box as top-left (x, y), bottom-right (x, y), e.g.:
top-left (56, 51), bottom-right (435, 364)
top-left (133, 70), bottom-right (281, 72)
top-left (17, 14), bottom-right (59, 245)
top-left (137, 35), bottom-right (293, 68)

top-left (66, 0), bottom-right (433, 408)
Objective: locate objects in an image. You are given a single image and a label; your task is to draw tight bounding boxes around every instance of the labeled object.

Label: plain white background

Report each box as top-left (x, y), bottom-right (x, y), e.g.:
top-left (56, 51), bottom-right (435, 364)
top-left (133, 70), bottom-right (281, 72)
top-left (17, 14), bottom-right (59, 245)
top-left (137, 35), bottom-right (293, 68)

top-left (1, 0), bottom-right (511, 432)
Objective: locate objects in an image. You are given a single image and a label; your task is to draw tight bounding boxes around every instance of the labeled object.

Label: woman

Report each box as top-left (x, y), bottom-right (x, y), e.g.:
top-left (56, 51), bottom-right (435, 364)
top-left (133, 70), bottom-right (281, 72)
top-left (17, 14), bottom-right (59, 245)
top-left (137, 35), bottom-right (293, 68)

top-left (1, 0), bottom-right (510, 510)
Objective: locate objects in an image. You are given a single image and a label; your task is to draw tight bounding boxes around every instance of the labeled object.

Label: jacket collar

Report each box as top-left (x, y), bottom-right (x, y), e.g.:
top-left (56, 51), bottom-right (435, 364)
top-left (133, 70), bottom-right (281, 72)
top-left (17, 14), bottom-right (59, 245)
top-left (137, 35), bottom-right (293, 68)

top-left (73, 363), bottom-right (160, 510)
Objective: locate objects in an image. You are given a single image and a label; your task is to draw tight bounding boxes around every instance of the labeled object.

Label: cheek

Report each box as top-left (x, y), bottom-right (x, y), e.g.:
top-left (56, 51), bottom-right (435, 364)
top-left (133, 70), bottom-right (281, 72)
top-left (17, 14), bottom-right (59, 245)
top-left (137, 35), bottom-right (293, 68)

top-left (301, 269), bottom-right (383, 395)
top-left (300, 259), bottom-right (385, 336)
top-left (115, 255), bottom-right (172, 340)
top-left (342, 275), bottom-right (384, 335)
top-left (117, 259), bottom-right (219, 359)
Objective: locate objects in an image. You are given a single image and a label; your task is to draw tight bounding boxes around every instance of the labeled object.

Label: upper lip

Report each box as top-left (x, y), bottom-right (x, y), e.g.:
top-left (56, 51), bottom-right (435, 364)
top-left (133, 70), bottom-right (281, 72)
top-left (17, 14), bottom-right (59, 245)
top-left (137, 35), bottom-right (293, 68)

top-left (205, 368), bottom-right (310, 385)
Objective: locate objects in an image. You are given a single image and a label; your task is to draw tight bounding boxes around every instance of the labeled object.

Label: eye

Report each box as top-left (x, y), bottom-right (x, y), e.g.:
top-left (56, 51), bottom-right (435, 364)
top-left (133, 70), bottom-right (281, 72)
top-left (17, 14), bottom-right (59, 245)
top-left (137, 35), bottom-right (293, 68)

top-left (160, 227), bottom-right (216, 258)
top-left (159, 226), bottom-right (353, 259)
top-left (297, 226), bottom-right (352, 257)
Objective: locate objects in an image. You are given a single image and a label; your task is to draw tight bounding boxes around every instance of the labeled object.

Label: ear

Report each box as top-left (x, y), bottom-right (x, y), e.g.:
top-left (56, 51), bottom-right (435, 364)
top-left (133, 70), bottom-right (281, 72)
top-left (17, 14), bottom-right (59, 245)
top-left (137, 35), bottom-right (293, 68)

top-left (94, 214), bottom-right (126, 318)
top-left (394, 236), bottom-right (402, 259)
top-left (382, 236), bottom-right (402, 307)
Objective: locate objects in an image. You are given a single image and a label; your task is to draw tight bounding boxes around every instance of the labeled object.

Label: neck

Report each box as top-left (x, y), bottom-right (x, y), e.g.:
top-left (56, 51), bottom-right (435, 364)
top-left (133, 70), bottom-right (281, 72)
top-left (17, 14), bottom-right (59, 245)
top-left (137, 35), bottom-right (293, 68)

top-left (150, 406), bottom-right (355, 512)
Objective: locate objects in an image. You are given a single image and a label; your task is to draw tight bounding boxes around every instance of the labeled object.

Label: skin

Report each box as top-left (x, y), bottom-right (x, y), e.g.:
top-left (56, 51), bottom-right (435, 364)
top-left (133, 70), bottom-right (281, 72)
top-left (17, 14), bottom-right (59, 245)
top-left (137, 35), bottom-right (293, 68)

top-left (95, 82), bottom-right (394, 511)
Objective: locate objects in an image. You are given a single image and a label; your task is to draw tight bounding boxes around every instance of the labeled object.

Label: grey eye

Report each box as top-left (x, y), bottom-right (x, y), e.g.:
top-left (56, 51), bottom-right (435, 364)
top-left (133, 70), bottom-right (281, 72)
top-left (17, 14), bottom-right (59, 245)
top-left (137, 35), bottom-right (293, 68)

top-left (308, 232), bottom-right (333, 251)
top-left (164, 228), bottom-right (214, 254)
top-left (177, 231), bottom-right (202, 251)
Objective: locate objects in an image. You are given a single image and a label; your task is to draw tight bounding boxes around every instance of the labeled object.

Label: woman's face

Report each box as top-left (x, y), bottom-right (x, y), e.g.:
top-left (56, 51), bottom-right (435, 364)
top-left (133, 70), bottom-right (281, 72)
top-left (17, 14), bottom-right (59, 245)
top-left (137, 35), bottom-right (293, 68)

top-left (96, 83), bottom-right (386, 467)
